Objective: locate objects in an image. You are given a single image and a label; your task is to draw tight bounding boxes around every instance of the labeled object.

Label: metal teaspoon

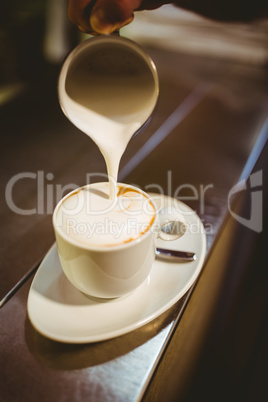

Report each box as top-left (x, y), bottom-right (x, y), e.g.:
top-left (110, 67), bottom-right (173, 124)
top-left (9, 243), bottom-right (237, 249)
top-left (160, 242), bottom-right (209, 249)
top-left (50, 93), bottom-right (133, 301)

top-left (156, 248), bottom-right (196, 262)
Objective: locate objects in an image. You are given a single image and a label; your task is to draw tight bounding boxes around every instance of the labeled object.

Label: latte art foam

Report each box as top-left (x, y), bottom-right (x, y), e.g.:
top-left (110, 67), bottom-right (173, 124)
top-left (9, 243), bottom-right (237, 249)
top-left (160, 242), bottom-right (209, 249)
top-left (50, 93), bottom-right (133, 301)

top-left (57, 183), bottom-right (155, 247)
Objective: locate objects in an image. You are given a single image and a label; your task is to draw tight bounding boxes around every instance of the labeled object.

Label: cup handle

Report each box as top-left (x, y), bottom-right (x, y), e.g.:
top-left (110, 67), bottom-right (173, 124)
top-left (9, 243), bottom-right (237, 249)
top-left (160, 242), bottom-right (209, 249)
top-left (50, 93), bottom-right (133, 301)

top-left (158, 207), bottom-right (187, 241)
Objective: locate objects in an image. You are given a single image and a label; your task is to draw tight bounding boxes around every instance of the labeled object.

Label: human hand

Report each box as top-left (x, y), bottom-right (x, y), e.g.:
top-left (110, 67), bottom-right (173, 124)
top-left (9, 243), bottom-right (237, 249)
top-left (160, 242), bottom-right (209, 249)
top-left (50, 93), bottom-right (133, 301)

top-left (68, 0), bottom-right (268, 35)
top-left (68, 0), bottom-right (171, 35)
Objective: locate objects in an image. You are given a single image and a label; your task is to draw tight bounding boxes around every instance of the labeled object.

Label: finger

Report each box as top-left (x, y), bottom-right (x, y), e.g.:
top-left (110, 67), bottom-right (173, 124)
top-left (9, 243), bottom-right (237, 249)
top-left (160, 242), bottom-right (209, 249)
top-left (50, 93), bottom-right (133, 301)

top-left (68, 0), bottom-right (96, 33)
top-left (90, 0), bottom-right (143, 34)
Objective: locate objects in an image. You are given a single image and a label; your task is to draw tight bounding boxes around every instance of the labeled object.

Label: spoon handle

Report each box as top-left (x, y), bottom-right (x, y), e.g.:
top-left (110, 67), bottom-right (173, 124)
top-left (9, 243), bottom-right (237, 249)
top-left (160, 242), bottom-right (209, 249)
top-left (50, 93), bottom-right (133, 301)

top-left (156, 248), bottom-right (196, 262)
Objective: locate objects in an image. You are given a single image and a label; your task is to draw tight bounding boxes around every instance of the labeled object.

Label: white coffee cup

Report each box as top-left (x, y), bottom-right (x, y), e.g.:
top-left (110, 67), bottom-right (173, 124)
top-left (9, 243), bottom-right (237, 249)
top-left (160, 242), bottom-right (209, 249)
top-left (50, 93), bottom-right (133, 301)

top-left (53, 183), bottom-right (186, 299)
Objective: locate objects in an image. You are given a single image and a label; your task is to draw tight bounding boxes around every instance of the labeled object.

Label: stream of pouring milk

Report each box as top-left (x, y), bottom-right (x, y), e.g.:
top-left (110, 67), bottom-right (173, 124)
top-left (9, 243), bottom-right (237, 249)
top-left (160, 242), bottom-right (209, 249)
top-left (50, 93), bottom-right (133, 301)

top-left (59, 38), bottom-right (158, 200)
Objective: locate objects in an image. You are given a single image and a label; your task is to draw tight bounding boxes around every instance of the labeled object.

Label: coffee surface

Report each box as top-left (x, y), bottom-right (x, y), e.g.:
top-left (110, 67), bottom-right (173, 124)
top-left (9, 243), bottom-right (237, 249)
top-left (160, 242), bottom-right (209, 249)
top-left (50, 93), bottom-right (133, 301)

top-left (57, 183), bottom-right (155, 247)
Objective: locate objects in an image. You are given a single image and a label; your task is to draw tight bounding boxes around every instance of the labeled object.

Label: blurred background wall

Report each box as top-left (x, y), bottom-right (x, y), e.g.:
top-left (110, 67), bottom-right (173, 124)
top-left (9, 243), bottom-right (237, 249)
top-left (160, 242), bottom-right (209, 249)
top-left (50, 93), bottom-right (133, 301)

top-left (0, 0), bottom-right (78, 105)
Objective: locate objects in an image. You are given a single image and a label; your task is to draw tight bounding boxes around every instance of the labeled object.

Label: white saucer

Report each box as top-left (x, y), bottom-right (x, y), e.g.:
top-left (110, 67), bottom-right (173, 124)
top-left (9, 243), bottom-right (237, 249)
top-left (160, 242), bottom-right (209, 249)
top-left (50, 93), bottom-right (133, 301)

top-left (27, 194), bottom-right (206, 343)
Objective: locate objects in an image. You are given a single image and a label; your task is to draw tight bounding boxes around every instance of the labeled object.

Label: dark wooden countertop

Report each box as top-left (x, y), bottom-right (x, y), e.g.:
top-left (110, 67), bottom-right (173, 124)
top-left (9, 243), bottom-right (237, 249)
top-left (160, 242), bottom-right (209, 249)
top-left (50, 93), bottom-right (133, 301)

top-left (0, 46), bottom-right (267, 402)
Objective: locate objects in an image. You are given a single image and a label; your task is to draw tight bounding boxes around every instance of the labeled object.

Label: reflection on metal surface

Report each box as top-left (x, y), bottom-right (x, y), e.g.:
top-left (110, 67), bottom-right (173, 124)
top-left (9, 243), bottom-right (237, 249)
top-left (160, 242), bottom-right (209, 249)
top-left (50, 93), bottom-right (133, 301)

top-left (0, 83), bottom-right (26, 106)
top-left (119, 82), bottom-right (211, 180)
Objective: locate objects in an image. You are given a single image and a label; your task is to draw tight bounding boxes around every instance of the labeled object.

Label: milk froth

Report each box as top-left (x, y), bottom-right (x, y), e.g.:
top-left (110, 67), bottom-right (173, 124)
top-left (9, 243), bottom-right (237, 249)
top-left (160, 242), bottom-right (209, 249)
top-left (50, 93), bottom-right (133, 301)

top-left (57, 183), bottom-right (155, 247)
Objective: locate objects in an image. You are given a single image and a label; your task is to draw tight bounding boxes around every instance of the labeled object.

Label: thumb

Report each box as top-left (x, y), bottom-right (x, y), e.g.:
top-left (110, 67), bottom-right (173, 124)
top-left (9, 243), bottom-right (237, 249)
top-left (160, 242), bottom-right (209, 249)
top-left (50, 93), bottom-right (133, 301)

top-left (90, 0), bottom-right (143, 34)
